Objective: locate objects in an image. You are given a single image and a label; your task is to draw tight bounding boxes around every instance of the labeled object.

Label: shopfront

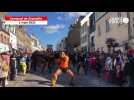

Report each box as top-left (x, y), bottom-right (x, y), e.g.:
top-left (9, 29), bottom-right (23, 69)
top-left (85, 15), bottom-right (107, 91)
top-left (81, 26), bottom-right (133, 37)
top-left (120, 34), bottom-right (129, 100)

top-left (0, 43), bottom-right (9, 53)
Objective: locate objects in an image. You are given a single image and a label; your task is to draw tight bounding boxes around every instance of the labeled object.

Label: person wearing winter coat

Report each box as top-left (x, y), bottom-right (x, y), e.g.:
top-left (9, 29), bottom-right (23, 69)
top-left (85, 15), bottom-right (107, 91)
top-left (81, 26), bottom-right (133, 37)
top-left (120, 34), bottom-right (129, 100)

top-left (124, 54), bottom-right (134, 87)
top-left (10, 52), bottom-right (17, 80)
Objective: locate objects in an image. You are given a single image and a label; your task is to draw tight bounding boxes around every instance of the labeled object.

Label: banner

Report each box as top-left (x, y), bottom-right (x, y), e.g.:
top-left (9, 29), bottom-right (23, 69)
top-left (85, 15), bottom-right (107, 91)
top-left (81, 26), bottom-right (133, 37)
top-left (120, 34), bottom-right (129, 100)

top-left (4, 16), bottom-right (48, 25)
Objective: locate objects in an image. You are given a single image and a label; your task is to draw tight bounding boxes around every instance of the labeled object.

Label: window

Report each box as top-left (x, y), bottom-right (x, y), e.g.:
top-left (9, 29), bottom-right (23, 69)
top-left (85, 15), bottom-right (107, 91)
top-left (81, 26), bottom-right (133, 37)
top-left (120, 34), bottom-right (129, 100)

top-left (10, 25), bottom-right (14, 34)
top-left (98, 24), bottom-right (101, 36)
top-left (80, 27), bottom-right (83, 33)
top-left (3, 36), bottom-right (5, 44)
top-left (90, 13), bottom-right (96, 33)
top-left (133, 17), bottom-right (134, 35)
top-left (10, 25), bottom-right (14, 33)
top-left (133, 17), bottom-right (134, 27)
top-left (86, 23), bottom-right (88, 33)
top-left (8, 25), bottom-right (11, 32)
top-left (84, 36), bottom-right (85, 43)
top-left (7, 25), bottom-right (10, 31)
top-left (7, 38), bottom-right (9, 44)
top-left (84, 23), bottom-right (86, 32)
top-left (84, 35), bottom-right (86, 43)
top-left (19, 25), bottom-right (22, 28)
top-left (81, 37), bottom-right (83, 44)
top-left (81, 25), bottom-right (85, 33)
top-left (85, 35), bottom-right (86, 43)
top-left (106, 19), bottom-right (110, 32)
top-left (5, 36), bottom-right (7, 44)
top-left (83, 24), bottom-right (85, 33)
top-left (83, 36), bottom-right (85, 43)
top-left (117, 12), bottom-right (121, 18)
top-left (82, 37), bottom-right (84, 43)
top-left (83, 22), bottom-right (87, 33)
top-left (91, 36), bottom-right (94, 47)
top-left (0, 34), bottom-right (1, 42)
top-left (1, 34), bottom-right (3, 43)
top-left (0, 16), bottom-right (2, 21)
top-left (2, 23), bottom-right (5, 30)
top-left (82, 25), bottom-right (84, 33)
top-left (5, 25), bottom-right (9, 32)
top-left (117, 12), bottom-right (122, 26)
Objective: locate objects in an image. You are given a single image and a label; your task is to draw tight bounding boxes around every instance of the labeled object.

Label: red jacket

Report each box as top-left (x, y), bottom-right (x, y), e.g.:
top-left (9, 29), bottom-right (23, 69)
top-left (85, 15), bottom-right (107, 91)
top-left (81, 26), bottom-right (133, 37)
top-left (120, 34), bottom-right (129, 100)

top-left (88, 56), bottom-right (96, 65)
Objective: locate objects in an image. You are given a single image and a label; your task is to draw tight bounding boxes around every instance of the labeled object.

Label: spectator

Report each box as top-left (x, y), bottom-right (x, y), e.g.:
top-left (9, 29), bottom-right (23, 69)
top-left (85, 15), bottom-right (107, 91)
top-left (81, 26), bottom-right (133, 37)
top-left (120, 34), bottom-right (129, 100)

top-left (0, 52), bottom-right (9, 87)
top-left (103, 54), bottom-right (113, 82)
top-left (26, 53), bottom-right (32, 73)
top-left (10, 51), bottom-right (17, 80)
top-left (124, 52), bottom-right (134, 87)
top-left (19, 52), bottom-right (27, 75)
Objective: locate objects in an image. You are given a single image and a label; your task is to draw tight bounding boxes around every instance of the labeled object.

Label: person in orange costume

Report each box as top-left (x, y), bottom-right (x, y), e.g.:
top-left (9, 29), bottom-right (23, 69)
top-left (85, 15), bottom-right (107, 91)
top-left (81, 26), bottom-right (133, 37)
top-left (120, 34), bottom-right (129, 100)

top-left (51, 51), bottom-right (74, 87)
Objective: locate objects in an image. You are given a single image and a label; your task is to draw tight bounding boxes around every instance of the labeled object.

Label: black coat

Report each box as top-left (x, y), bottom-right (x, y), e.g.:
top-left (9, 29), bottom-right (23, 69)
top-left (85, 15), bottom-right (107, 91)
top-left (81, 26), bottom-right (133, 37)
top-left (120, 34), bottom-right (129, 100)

top-left (124, 61), bottom-right (134, 80)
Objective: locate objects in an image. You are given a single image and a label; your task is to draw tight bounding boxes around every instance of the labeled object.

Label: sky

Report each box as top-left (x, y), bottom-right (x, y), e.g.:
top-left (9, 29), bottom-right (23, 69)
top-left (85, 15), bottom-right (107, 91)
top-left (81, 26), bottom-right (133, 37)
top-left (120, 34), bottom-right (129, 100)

top-left (8, 12), bottom-right (89, 50)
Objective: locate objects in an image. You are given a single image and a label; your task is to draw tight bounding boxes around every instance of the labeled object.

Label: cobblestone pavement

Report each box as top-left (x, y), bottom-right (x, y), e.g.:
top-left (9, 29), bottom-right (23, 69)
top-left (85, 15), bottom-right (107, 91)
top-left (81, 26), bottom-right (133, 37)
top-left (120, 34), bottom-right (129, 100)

top-left (8, 73), bottom-right (64, 87)
top-left (7, 67), bottom-right (127, 87)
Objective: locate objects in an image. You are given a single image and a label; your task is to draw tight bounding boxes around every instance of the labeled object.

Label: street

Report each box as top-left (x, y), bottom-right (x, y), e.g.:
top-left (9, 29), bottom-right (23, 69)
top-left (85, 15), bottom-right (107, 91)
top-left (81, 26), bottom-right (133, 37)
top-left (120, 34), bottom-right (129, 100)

top-left (7, 68), bottom-right (124, 87)
top-left (1, 12), bottom-right (134, 87)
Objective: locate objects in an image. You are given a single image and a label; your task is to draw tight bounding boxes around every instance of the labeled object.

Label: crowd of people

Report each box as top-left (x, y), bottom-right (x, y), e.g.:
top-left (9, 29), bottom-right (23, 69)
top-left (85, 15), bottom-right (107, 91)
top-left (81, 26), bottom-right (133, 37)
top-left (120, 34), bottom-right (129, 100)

top-left (68, 49), bottom-right (134, 87)
top-left (0, 50), bottom-right (31, 87)
top-left (70, 49), bottom-right (134, 87)
top-left (1, 47), bottom-right (134, 87)
top-left (30, 48), bottom-right (134, 87)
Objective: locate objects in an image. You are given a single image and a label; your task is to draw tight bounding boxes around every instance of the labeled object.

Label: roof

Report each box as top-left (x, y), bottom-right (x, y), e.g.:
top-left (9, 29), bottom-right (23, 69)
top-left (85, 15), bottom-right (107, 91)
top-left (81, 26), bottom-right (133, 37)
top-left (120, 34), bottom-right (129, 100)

top-left (80, 12), bottom-right (93, 26)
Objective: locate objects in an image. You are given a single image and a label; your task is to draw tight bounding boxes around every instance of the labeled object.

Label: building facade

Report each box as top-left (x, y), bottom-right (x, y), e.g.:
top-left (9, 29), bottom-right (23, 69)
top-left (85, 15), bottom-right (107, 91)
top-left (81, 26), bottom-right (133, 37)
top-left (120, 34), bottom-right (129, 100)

top-left (58, 37), bottom-right (67, 51)
top-left (67, 16), bottom-right (84, 52)
top-left (56, 42), bottom-right (60, 51)
top-left (16, 26), bottom-right (32, 51)
top-left (89, 12), bottom-right (96, 52)
top-left (9, 25), bottom-right (17, 50)
top-left (127, 12), bottom-right (134, 48)
top-left (95, 12), bottom-right (129, 53)
top-left (0, 12), bottom-right (10, 53)
top-left (30, 34), bottom-right (42, 52)
top-left (80, 12), bottom-right (93, 52)
top-left (0, 20), bottom-right (10, 53)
